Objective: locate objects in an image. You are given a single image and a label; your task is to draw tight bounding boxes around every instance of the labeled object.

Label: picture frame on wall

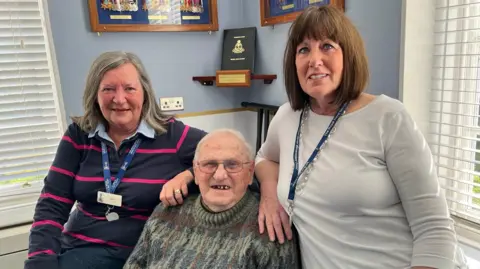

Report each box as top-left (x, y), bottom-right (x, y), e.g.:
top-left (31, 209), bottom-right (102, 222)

top-left (260, 0), bottom-right (345, 27)
top-left (88, 0), bottom-right (219, 32)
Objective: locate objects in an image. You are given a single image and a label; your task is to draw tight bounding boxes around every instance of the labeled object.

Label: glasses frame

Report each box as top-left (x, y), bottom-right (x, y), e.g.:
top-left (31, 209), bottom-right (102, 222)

top-left (195, 160), bottom-right (252, 174)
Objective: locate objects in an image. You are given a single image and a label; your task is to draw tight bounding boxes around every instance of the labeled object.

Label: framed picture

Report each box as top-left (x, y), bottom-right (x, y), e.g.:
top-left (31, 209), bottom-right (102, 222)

top-left (88, 0), bottom-right (219, 32)
top-left (260, 0), bottom-right (345, 27)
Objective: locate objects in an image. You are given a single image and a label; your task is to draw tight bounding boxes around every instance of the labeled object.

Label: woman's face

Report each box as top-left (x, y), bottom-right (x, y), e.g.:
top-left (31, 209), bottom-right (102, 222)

top-left (295, 37), bottom-right (343, 102)
top-left (97, 63), bottom-right (144, 132)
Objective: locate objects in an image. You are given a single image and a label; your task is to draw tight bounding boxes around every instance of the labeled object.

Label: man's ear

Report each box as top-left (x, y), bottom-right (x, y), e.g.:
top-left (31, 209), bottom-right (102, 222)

top-left (249, 161), bottom-right (255, 172)
top-left (193, 166), bottom-right (199, 185)
top-left (248, 161), bottom-right (255, 185)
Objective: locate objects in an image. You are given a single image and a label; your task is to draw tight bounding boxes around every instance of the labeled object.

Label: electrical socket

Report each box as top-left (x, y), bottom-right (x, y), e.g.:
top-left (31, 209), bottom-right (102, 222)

top-left (159, 97), bottom-right (184, 111)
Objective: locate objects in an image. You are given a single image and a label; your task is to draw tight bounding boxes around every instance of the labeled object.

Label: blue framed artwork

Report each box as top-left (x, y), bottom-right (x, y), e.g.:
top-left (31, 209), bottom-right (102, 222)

top-left (260, 0), bottom-right (344, 26)
top-left (88, 0), bottom-right (218, 32)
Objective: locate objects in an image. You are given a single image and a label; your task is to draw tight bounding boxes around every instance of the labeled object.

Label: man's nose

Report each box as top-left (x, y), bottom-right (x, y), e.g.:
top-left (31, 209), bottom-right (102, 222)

top-left (309, 48), bottom-right (325, 67)
top-left (213, 164), bottom-right (228, 180)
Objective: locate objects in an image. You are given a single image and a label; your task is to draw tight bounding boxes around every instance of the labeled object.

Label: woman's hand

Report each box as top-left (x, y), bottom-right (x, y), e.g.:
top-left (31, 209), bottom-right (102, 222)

top-left (258, 193), bottom-right (293, 244)
top-left (159, 170), bottom-right (193, 206)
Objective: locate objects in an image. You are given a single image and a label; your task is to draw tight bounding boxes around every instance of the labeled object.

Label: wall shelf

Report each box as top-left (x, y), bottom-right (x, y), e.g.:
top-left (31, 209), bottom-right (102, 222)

top-left (192, 74), bottom-right (277, 86)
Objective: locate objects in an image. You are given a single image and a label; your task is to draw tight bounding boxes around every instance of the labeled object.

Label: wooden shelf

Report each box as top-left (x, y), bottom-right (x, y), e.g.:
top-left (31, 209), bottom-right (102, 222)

top-left (192, 74), bottom-right (277, 86)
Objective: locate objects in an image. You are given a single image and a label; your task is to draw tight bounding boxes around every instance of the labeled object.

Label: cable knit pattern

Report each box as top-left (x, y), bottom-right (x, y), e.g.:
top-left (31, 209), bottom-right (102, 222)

top-left (123, 191), bottom-right (300, 269)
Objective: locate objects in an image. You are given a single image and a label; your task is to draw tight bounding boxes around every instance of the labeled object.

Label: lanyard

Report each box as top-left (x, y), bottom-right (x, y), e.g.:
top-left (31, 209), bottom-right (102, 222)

top-left (288, 102), bottom-right (349, 201)
top-left (101, 139), bottom-right (142, 194)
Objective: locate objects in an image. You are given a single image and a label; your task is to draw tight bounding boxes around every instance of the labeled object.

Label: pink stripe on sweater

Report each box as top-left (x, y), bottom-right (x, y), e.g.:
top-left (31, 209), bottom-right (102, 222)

top-left (28, 249), bottom-right (55, 258)
top-left (135, 148), bottom-right (176, 153)
top-left (40, 193), bottom-right (74, 204)
top-left (77, 205), bottom-right (106, 220)
top-left (75, 175), bottom-right (168, 184)
top-left (131, 215), bottom-right (149, 221)
top-left (64, 232), bottom-right (132, 248)
top-left (123, 178), bottom-right (168, 184)
top-left (63, 135), bottom-right (179, 154)
top-left (50, 165), bottom-right (75, 177)
top-left (32, 220), bottom-right (64, 231)
top-left (78, 205), bottom-right (148, 221)
top-left (62, 136), bottom-right (101, 151)
top-left (123, 206), bottom-right (149, 212)
top-left (176, 125), bottom-right (190, 150)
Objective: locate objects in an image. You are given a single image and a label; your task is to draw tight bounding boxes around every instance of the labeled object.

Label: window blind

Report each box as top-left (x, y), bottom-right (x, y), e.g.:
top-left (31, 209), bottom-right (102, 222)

top-left (431, 0), bottom-right (480, 225)
top-left (0, 0), bottom-right (63, 227)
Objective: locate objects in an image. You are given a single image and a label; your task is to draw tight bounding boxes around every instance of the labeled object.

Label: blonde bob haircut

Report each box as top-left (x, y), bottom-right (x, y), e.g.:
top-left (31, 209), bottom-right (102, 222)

top-left (283, 5), bottom-right (369, 110)
top-left (71, 51), bottom-right (169, 134)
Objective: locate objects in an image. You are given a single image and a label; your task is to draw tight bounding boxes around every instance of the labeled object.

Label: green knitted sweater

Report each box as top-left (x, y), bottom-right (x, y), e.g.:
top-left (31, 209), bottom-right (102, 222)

top-left (123, 190), bottom-right (300, 269)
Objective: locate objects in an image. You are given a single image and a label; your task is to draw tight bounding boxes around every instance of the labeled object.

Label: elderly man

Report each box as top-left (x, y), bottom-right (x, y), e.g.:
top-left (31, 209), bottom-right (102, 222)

top-left (123, 129), bottom-right (300, 269)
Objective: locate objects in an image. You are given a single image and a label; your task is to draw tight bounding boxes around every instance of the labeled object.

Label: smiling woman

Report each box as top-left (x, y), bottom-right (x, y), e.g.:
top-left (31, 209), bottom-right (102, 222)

top-left (255, 5), bottom-right (468, 269)
top-left (24, 51), bottom-right (208, 269)
top-left (96, 63), bottom-right (145, 148)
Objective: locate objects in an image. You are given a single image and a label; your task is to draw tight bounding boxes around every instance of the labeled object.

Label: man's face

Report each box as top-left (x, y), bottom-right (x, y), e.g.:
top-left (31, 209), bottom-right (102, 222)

top-left (194, 132), bottom-right (253, 212)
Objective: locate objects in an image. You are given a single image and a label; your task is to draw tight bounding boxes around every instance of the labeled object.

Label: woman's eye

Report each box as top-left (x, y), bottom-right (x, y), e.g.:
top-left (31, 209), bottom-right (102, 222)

top-left (298, 47), bottom-right (308, 54)
top-left (322, 43), bottom-right (334, 50)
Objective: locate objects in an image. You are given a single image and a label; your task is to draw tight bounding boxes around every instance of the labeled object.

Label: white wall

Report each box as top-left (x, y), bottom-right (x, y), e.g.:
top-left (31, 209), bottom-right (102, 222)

top-left (399, 0), bottom-right (435, 138)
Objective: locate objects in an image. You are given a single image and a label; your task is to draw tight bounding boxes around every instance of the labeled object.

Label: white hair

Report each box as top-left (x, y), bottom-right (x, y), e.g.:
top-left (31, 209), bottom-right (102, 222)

top-left (193, 129), bottom-right (253, 161)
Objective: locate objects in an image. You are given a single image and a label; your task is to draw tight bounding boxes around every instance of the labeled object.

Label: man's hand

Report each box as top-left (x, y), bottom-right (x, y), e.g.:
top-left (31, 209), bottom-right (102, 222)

top-left (159, 169), bottom-right (193, 206)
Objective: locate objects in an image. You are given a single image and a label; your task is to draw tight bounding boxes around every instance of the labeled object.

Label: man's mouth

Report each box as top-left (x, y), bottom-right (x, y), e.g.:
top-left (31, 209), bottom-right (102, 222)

top-left (211, 185), bottom-right (231, 190)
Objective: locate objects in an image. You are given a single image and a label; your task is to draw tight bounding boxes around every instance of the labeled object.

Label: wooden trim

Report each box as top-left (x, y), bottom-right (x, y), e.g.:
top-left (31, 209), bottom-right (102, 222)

top-left (260, 0), bottom-right (345, 27)
top-left (88, 0), bottom-right (219, 32)
top-left (192, 74), bottom-right (277, 86)
top-left (175, 107), bottom-right (255, 118)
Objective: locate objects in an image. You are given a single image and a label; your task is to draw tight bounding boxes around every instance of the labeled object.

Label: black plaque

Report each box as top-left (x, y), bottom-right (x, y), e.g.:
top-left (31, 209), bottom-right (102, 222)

top-left (220, 27), bottom-right (256, 73)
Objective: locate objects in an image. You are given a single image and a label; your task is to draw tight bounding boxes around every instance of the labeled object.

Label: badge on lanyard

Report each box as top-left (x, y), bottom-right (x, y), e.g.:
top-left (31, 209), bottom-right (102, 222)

top-left (287, 102), bottom-right (349, 224)
top-left (97, 191), bottom-right (122, 207)
top-left (97, 139), bottom-right (142, 221)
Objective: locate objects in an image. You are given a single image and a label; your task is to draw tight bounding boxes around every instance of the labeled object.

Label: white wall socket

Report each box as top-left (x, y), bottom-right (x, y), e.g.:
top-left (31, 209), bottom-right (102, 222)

top-left (159, 97), bottom-right (184, 111)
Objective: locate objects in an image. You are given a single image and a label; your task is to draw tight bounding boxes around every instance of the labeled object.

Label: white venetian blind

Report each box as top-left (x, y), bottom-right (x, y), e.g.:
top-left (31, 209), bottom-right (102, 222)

top-left (0, 0), bottom-right (63, 226)
top-left (431, 0), bottom-right (480, 225)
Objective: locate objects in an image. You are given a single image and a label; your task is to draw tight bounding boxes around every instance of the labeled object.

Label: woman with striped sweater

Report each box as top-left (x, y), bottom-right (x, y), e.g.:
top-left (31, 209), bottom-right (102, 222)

top-left (24, 51), bottom-right (207, 269)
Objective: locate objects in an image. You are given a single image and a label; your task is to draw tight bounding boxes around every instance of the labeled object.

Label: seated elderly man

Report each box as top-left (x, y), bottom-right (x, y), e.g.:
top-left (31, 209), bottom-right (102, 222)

top-left (123, 129), bottom-right (300, 269)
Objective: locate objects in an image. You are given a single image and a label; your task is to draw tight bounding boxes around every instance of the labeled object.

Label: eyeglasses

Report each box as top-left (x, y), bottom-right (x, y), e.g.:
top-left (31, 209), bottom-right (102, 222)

top-left (196, 160), bottom-right (251, 174)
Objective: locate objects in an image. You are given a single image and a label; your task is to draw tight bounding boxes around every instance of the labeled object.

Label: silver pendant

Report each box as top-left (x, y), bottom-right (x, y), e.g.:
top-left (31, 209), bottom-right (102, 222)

top-left (106, 212), bottom-right (119, 221)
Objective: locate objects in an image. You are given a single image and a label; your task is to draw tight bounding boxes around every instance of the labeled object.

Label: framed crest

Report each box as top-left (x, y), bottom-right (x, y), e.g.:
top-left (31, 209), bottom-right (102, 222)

top-left (260, 0), bottom-right (345, 27)
top-left (88, 0), bottom-right (219, 32)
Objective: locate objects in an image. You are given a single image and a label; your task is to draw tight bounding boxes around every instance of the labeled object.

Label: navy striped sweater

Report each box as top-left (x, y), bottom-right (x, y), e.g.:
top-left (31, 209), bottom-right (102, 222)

top-left (24, 119), bottom-right (206, 269)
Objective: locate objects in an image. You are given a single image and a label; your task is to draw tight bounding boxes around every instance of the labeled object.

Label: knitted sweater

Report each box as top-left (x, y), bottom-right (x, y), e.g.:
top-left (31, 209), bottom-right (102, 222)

top-left (123, 190), bottom-right (300, 269)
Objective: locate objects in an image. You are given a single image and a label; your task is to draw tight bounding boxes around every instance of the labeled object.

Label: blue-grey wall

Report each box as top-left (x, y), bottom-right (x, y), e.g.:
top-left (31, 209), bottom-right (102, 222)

top-left (48, 0), bottom-right (252, 118)
top-left (242, 0), bottom-right (402, 106)
top-left (47, 0), bottom-right (401, 117)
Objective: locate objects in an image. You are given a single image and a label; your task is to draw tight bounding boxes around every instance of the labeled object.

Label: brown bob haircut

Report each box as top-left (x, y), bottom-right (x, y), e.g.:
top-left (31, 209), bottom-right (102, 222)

top-left (283, 5), bottom-right (369, 111)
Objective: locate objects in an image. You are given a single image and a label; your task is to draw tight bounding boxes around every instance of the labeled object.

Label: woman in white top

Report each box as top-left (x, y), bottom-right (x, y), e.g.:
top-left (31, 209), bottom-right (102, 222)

top-left (255, 5), bottom-right (467, 269)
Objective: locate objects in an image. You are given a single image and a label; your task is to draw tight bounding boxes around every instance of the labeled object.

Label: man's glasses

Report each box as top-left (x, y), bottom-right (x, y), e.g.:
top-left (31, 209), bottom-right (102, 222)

top-left (196, 160), bottom-right (251, 174)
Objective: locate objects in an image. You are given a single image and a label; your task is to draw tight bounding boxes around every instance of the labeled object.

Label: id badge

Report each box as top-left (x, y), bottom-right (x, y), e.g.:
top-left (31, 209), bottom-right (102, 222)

top-left (97, 191), bottom-right (122, 207)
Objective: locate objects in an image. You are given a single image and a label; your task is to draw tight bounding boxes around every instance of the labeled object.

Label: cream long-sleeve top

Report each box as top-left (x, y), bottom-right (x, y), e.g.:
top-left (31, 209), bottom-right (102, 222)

top-left (256, 94), bottom-right (462, 269)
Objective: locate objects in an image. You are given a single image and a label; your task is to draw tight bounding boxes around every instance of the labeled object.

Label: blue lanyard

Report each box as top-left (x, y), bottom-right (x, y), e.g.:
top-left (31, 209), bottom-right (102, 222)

top-left (288, 102), bottom-right (349, 201)
top-left (101, 139), bottom-right (142, 194)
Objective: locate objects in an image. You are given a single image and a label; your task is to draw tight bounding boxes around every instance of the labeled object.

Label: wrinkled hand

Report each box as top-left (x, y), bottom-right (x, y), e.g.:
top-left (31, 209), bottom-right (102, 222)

top-left (258, 195), bottom-right (292, 244)
top-left (159, 170), bottom-right (192, 206)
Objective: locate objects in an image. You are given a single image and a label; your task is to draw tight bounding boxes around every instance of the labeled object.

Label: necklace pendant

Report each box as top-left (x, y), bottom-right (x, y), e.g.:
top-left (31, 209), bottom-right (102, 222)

top-left (106, 212), bottom-right (119, 221)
